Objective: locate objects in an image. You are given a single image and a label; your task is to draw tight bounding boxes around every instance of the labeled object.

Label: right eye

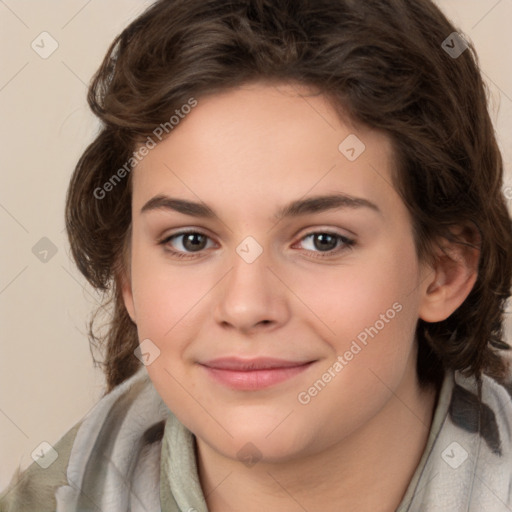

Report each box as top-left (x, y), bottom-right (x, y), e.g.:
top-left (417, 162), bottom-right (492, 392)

top-left (159, 230), bottom-right (217, 259)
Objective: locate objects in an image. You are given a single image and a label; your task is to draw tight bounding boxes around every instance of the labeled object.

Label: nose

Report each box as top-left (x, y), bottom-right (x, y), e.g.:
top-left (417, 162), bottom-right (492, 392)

top-left (213, 246), bottom-right (291, 334)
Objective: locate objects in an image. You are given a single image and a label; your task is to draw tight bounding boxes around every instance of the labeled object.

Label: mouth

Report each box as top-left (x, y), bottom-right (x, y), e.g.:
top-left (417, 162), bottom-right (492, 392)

top-left (198, 357), bottom-right (317, 390)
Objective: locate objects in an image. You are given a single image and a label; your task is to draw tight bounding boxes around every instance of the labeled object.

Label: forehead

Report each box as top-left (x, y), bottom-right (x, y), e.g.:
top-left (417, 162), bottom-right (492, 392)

top-left (132, 82), bottom-right (399, 220)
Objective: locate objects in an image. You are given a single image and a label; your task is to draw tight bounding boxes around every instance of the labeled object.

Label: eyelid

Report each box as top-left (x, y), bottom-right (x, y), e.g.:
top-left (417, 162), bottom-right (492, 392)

top-left (293, 223), bottom-right (358, 239)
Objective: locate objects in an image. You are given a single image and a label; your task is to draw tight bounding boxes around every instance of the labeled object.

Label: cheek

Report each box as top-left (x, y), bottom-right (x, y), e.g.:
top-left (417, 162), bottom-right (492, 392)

top-left (290, 241), bottom-right (422, 416)
top-left (129, 249), bottom-right (211, 426)
top-left (130, 241), bottom-right (206, 340)
top-left (289, 251), bottom-right (421, 442)
top-left (291, 242), bottom-right (421, 348)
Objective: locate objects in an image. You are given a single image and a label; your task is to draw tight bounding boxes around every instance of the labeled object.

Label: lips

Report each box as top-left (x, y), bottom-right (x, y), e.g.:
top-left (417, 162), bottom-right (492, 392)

top-left (198, 357), bottom-right (316, 390)
top-left (201, 357), bottom-right (313, 371)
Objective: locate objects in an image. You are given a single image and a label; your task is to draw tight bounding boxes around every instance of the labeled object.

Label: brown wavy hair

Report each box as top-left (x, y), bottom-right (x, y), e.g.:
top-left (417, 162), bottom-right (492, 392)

top-left (65, 0), bottom-right (512, 395)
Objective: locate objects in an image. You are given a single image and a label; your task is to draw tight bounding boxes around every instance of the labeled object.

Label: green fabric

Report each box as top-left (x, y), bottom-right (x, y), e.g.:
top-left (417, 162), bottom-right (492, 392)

top-left (160, 409), bottom-right (208, 512)
top-left (0, 420), bottom-right (82, 512)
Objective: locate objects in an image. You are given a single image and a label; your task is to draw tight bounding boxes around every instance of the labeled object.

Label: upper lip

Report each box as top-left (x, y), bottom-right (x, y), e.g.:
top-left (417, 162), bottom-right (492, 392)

top-left (199, 357), bottom-right (315, 371)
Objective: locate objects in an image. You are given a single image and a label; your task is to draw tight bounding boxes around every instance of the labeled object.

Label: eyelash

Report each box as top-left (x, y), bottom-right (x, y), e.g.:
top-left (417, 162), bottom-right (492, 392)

top-left (158, 229), bottom-right (356, 260)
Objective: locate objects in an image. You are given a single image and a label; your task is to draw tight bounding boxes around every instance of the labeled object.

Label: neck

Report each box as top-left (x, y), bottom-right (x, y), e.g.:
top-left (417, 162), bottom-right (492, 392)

top-left (196, 362), bottom-right (439, 512)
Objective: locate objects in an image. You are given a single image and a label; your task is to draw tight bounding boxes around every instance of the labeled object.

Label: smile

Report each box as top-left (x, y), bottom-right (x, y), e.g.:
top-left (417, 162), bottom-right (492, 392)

top-left (198, 357), bottom-right (316, 390)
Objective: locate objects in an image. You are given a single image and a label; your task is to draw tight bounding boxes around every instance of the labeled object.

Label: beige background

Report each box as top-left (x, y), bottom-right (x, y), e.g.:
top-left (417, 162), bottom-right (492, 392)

top-left (1, 0), bottom-right (511, 490)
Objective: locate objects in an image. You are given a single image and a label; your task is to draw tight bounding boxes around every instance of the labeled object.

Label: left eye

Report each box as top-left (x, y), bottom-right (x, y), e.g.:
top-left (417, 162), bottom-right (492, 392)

top-left (295, 232), bottom-right (355, 255)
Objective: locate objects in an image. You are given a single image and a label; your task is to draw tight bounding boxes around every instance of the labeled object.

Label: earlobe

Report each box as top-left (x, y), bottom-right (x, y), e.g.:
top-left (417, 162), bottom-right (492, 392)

top-left (419, 226), bottom-right (480, 323)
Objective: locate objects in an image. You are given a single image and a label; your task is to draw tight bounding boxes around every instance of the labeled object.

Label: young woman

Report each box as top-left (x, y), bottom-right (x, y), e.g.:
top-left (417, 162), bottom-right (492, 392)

top-left (2, 0), bottom-right (511, 511)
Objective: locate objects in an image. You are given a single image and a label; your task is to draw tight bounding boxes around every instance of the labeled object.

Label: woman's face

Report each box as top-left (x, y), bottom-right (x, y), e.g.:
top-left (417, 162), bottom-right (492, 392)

top-left (122, 82), bottom-right (435, 463)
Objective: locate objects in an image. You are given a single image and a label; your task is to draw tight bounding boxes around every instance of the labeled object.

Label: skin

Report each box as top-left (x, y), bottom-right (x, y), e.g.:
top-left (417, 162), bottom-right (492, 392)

top-left (121, 82), bottom-right (479, 511)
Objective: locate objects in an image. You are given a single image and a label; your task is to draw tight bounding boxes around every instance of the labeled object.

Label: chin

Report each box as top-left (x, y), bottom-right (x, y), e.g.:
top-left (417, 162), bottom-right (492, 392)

top-left (201, 420), bottom-right (318, 465)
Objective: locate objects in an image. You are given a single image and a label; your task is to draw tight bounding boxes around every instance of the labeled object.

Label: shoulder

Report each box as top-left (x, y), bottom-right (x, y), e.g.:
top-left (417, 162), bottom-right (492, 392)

top-left (0, 366), bottom-right (166, 512)
top-left (401, 371), bottom-right (512, 511)
top-left (450, 371), bottom-right (512, 458)
top-left (0, 420), bottom-right (82, 512)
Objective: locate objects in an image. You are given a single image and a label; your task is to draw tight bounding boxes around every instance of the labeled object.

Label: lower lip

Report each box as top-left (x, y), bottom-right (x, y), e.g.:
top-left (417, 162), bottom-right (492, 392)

top-left (200, 362), bottom-right (315, 390)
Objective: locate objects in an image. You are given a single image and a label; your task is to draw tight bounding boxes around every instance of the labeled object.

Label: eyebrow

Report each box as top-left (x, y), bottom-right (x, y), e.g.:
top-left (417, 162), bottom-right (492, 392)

top-left (140, 193), bottom-right (381, 220)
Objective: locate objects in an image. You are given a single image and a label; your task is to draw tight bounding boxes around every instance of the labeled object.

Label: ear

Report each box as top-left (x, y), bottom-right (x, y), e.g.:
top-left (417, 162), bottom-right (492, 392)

top-left (120, 267), bottom-right (137, 324)
top-left (115, 224), bottom-right (137, 324)
top-left (418, 224), bottom-right (480, 323)
top-left (117, 237), bottom-right (137, 323)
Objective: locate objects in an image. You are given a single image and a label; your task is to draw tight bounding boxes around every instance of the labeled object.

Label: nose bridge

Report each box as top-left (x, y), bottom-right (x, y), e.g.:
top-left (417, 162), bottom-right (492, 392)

top-left (214, 237), bottom-right (288, 331)
top-left (231, 239), bottom-right (269, 288)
